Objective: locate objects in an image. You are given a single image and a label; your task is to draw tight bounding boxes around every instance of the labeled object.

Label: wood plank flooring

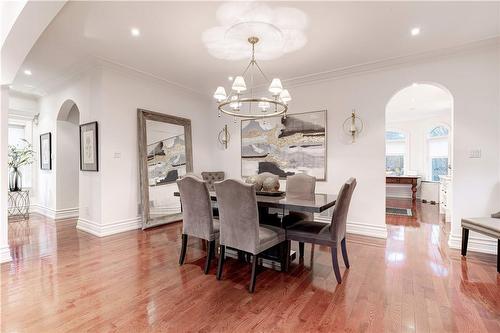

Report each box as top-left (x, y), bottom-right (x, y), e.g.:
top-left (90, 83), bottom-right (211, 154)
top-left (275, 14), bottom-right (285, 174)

top-left (1, 199), bottom-right (499, 332)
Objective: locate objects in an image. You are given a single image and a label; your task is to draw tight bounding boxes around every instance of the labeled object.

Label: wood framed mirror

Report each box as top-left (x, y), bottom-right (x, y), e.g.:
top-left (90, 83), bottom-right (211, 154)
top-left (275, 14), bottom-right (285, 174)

top-left (138, 109), bottom-right (193, 229)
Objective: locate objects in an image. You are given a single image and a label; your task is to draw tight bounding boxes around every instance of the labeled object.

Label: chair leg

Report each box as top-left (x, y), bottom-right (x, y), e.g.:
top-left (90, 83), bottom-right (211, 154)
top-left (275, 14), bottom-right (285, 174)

top-left (341, 238), bottom-right (350, 269)
top-left (331, 246), bottom-right (342, 284)
top-left (249, 254), bottom-right (258, 293)
top-left (216, 245), bottom-right (225, 280)
top-left (179, 234), bottom-right (188, 265)
top-left (204, 240), bottom-right (215, 274)
top-left (299, 242), bottom-right (305, 258)
top-left (461, 228), bottom-right (469, 256)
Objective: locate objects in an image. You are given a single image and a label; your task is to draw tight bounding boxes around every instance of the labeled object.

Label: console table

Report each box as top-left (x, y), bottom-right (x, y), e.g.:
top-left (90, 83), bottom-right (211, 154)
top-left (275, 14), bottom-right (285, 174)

top-left (8, 190), bottom-right (30, 220)
top-left (386, 176), bottom-right (420, 202)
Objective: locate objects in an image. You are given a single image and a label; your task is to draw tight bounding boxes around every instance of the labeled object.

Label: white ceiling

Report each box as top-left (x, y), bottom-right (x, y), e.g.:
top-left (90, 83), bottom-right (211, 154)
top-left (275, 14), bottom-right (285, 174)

top-left (11, 1), bottom-right (500, 97)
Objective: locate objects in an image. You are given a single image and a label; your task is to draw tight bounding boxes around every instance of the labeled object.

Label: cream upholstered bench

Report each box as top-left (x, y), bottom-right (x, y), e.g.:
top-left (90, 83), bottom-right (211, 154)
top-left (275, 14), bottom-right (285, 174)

top-left (461, 213), bottom-right (500, 273)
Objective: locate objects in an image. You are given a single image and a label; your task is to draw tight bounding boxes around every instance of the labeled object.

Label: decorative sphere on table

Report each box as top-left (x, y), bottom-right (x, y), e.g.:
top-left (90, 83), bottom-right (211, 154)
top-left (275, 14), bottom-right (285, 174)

top-left (245, 175), bottom-right (263, 191)
top-left (262, 176), bottom-right (280, 192)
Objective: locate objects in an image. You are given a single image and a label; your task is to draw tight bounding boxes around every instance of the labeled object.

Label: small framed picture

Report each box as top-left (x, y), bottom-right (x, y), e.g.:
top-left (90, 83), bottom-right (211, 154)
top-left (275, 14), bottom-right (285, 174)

top-left (40, 132), bottom-right (52, 170)
top-left (80, 121), bottom-right (99, 171)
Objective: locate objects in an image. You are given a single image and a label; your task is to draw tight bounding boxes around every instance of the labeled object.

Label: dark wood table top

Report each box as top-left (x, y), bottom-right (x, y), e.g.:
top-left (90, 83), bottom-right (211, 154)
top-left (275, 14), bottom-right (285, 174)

top-left (386, 175), bottom-right (420, 179)
top-left (174, 191), bottom-right (337, 213)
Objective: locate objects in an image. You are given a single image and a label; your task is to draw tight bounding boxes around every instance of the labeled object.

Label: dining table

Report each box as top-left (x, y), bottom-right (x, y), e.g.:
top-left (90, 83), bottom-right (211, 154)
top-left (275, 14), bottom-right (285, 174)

top-left (173, 190), bottom-right (338, 270)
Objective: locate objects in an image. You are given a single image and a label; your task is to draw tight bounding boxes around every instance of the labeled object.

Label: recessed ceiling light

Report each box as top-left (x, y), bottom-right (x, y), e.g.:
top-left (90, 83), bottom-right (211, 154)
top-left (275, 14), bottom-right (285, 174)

top-left (411, 27), bottom-right (421, 36)
top-left (23, 69), bottom-right (32, 76)
top-left (228, 76), bottom-right (233, 81)
top-left (131, 27), bottom-right (140, 37)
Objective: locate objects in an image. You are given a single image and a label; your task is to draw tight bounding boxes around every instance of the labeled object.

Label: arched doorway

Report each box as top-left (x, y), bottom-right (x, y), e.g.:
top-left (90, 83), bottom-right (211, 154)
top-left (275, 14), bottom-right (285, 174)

top-left (385, 83), bottom-right (454, 224)
top-left (56, 100), bottom-right (80, 219)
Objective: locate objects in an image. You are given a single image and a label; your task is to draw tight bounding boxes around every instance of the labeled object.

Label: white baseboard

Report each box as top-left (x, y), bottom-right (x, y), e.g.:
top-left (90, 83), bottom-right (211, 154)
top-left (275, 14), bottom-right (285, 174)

top-left (30, 204), bottom-right (79, 220)
top-left (0, 245), bottom-right (12, 264)
top-left (448, 232), bottom-right (498, 255)
top-left (77, 216), bottom-right (142, 237)
top-left (316, 217), bottom-right (388, 239)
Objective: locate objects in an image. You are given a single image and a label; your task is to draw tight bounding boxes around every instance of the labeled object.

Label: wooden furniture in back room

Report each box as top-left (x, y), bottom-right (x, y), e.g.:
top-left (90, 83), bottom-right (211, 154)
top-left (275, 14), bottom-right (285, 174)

top-left (386, 175), bottom-right (420, 202)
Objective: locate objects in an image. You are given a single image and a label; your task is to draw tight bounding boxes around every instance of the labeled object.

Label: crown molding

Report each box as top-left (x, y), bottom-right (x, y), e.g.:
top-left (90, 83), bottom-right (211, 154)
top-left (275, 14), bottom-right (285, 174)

top-left (283, 36), bottom-right (500, 89)
top-left (94, 57), bottom-right (210, 99)
top-left (40, 56), bottom-right (99, 96)
top-left (7, 88), bottom-right (40, 101)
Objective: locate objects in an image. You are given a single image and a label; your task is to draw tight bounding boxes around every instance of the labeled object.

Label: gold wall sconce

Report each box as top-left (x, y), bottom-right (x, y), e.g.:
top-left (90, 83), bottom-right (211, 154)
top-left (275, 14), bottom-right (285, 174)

top-left (218, 125), bottom-right (230, 149)
top-left (342, 109), bottom-right (364, 143)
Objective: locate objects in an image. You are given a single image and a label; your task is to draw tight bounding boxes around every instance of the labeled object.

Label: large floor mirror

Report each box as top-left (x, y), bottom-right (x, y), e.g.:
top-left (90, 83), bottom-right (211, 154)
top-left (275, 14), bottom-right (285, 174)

top-left (138, 109), bottom-right (193, 229)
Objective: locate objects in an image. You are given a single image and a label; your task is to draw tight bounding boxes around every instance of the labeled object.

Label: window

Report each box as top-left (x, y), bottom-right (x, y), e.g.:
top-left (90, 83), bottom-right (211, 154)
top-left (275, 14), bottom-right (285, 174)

top-left (428, 126), bottom-right (449, 181)
top-left (429, 126), bottom-right (449, 138)
top-left (386, 130), bottom-right (407, 176)
top-left (8, 124), bottom-right (32, 188)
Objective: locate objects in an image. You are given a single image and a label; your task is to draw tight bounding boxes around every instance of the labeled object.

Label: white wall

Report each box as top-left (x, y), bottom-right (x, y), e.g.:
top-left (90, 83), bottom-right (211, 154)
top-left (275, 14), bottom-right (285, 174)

top-left (0, 87), bottom-right (12, 263)
top-left (36, 68), bottom-right (103, 221)
top-left (209, 45), bottom-right (500, 251)
top-left (96, 65), bottom-right (212, 232)
top-left (35, 63), bottom-right (212, 235)
top-left (56, 105), bottom-right (79, 212)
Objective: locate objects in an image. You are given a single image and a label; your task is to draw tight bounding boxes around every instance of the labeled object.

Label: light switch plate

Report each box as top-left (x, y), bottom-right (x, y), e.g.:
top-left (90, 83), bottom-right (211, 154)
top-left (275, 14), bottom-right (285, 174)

top-left (469, 149), bottom-right (481, 158)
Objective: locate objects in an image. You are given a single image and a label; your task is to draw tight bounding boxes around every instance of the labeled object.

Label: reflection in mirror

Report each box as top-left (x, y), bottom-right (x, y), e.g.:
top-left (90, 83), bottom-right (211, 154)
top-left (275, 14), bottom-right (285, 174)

top-left (138, 109), bottom-right (193, 229)
top-left (147, 120), bottom-right (186, 223)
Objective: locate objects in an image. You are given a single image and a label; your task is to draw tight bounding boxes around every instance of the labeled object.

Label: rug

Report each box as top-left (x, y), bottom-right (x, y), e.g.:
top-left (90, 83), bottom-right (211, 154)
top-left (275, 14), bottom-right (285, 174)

top-left (386, 207), bottom-right (413, 217)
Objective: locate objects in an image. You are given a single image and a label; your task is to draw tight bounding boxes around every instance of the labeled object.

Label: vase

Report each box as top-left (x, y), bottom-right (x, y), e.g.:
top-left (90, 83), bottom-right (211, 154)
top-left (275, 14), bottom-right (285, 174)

top-left (9, 167), bottom-right (22, 192)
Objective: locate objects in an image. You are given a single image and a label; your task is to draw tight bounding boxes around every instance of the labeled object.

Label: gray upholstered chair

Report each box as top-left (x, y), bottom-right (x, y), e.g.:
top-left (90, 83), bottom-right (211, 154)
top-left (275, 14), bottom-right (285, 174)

top-left (214, 179), bottom-right (286, 293)
top-left (283, 173), bottom-right (316, 258)
top-left (201, 171), bottom-right (225, 217)
top-left (176, 175), bottom-right (219, 274)
top-left (201, 171), bottom-right (225, 191)
top-left (285, 178), bottom-right (357, 283)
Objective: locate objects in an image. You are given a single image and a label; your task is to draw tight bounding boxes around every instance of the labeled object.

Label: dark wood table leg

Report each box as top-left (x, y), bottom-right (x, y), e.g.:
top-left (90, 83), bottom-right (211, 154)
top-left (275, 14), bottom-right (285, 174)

top-left (411, 180), bottom-right (417, 202)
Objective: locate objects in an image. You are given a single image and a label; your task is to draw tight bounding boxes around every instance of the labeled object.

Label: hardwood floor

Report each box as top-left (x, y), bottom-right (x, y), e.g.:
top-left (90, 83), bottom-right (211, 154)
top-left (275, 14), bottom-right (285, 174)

top-left (2, 200), bottom-right (499, 332)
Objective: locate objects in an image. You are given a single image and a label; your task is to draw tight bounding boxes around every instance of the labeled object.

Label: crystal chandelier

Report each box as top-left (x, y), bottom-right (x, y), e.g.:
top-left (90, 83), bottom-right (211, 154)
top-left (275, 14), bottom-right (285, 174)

top-left (213, 36), bottom-right (291, 119)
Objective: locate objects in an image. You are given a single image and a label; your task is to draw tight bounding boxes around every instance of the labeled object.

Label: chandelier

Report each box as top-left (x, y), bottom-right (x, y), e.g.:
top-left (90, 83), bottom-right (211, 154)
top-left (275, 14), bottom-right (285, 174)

top-left (213, 36), bottom-right (291, 119)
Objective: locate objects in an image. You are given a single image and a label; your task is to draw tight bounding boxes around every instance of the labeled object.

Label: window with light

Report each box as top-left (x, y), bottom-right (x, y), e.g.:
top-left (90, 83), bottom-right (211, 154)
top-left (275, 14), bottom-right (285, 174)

top-left (8, 124), bottom-right (32, 188)
top-left (386, 130), bottom-right (407, 176)
top-left (428, 125), bottom-right (449, 181)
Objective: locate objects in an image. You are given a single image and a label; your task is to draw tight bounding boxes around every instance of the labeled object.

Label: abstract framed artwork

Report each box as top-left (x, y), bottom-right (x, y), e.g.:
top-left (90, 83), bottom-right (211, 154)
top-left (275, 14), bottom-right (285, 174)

top-left (79, 121), bottom-right (99, 171)
top-left (40, 132), bottom-right (52, 170)
top-left (241, 110), bottom-right (327, 180)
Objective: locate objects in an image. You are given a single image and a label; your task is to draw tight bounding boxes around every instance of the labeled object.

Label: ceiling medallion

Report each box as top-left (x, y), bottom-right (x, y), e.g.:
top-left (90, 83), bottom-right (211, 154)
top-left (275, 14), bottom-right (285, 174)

top-left (213, 36), bottom-right (291, 120)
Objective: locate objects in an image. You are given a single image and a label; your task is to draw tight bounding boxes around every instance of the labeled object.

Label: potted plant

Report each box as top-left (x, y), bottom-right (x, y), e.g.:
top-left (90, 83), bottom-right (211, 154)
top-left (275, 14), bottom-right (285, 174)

top-left (8, 139), bottom-right (34, 192)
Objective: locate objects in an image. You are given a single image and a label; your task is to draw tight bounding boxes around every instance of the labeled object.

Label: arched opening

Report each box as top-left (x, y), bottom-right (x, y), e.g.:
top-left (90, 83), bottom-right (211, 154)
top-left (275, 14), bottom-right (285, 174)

top-left (56, 100), bottom-right (80, 219)
top-left (385, 83), bottom-right (454, 224)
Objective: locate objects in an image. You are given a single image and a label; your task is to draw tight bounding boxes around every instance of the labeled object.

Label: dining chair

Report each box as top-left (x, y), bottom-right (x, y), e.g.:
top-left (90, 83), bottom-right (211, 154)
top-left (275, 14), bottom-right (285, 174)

top-left (283, 173), bottom-right (316, 259)
top-left (176, 175), bottom-right (219, 274)
top-left (285, 178), bottom-right (357, 283)
top-left (201, 171), bottom-right (225, 217)
top-left (214, 179), bottom-right (286, 293)
top-left (201, 171), bottom-right (225, 191)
